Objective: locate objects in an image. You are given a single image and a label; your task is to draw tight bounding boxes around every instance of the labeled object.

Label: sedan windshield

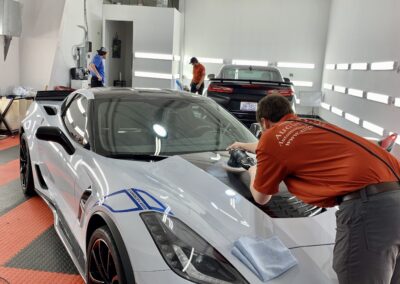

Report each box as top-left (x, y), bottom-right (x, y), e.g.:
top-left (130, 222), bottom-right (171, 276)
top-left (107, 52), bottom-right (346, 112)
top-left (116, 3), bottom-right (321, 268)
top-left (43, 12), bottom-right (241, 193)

top-left (94, 96), bottom-right (257, 157)
top-left (220, 66), bottom-right (283, 82)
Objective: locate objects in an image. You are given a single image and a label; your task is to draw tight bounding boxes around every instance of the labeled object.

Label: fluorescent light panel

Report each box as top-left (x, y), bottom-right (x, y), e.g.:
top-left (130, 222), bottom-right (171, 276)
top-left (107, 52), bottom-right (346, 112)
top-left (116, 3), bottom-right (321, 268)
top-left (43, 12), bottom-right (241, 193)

top-left (348, 88), bottom-right (363, 98)
top-left (135, 71), bottom-right (173, 80)
top-left (366, 92), bottom-right (389, 104)
top-left (334, 85), bottom-right (346, 93)
top-left (331, 107), bottom-right (343, 116)
top-left (344, 113), bottom-right (360, 124)
top-left (320, 102), bottom-right (330, 110)
top-left (173, 55), bottom-right (181, 61)
top-left (326, 64), bottom-right (335, 70)
top-left (337, 63), bottom-right (349, 70)
top-left (370, 61), bottom-right (395, 71)
top-left (295, 97), bottom-right (301, 104)
top-left (395, 98), bottom-right (400, 107)
top-left (351, 63), bottom-right (368, 70)
top-left (363, 121), bottom-right (384, 136)
top-left (197, 57), bottom-right (223, 64)
top-left (323, 83), bottom-right (333, 90)
top-left (277, 62), bottom-right (315, 69)
top-left (232, 59), bottom-right (268, 67)
top-left (135, 52), bottom-right (173, 60)
top-left (292, 81), bottom-right (313, 87)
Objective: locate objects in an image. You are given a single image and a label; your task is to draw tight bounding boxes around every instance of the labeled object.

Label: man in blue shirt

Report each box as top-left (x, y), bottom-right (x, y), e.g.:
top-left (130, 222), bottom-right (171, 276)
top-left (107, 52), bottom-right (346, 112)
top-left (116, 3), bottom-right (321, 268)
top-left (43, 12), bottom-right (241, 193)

top-left (89, 47), bottom-right (107, 87)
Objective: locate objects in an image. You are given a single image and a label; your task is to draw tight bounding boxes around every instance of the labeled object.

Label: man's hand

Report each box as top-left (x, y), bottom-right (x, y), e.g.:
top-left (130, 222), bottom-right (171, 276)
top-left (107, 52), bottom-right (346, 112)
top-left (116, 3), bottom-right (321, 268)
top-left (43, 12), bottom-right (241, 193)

top-left (248, 166), bottom-right (272, 205)
top-left (196, 83), bottom-right (201, 90)
top-left (227, 141), bottom-right (258, 154)
top-left (227, 142), bottom-right (245, 151)
top-left (97, 75), bottom-right (103, 81)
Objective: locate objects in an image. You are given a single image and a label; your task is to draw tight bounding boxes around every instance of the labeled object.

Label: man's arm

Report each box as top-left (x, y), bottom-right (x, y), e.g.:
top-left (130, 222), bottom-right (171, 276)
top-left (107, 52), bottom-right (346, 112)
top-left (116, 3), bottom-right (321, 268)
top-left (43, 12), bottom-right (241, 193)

top-left (196, 67), bottom-right (206, 89)
top-left (89, 63), bottom-right (102, 81)
top-left (248, 166), bottom-right (272, 205)
top-left (227, 141), bottom-right (258, 154)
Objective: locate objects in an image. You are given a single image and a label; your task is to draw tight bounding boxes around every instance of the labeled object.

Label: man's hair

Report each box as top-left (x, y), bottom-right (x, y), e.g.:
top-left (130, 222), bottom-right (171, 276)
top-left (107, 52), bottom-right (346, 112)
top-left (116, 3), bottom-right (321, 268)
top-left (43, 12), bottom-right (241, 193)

top-left (256, 94), bottom-right (294, 123)
top-left (190, 57), bottom-right (199, 64)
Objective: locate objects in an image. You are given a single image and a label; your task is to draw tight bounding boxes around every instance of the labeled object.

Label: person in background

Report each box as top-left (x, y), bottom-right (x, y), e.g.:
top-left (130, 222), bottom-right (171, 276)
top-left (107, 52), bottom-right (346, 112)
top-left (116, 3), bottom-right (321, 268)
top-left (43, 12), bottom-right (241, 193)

top-left (89, 47), bottom-right (107, 87)
top-left (228, 94), bottom-right (400, 284)
top-left (189, 57), bottom-right (206, 94)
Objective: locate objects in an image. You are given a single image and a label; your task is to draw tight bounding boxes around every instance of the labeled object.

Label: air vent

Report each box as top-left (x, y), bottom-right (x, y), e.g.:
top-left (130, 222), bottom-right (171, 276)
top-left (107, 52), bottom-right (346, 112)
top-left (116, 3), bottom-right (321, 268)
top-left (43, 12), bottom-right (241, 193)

top-left (43, 105), bottom-right (58, 115)
top-left (34, 164), bottom-right (48, 189)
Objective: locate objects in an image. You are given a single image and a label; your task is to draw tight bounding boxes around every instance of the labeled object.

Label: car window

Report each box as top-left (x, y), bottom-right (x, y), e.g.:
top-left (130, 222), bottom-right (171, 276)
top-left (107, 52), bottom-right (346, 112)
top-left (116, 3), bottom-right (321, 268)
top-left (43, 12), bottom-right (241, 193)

top-left (63, 94), bottom-right (89, 146)
top-left (220, 67), bottom-right (282, 82)
top-left (95, 97), bottom-right (257, 156)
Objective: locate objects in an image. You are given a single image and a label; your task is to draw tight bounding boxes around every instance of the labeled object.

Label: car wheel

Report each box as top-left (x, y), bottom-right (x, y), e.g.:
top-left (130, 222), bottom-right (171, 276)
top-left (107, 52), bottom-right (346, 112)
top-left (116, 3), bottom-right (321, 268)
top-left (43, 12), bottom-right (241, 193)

top-left (87, 226), bottom-right (126, 284)
top-left (20, 133), bottom-right (35, 196)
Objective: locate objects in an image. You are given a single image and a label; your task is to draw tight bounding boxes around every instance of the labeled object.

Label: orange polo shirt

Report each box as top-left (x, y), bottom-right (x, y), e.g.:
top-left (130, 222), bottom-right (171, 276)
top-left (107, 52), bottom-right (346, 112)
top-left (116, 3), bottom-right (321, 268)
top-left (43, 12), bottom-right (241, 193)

top-left (254, 114), bottom-right (400, 207)
top-left (192, 63), bottom-right (206, 84)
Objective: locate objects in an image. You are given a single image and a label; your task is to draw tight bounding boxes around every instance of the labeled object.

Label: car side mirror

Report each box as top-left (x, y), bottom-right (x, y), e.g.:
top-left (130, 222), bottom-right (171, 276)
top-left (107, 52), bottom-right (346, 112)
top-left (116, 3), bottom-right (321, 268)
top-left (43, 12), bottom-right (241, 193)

top-left (208, 74), bottom-right (215, 80)
top-left (250, 123), bottom-right (262, 139)
top-left (284, 77), bottom-right (291, 83)
top-left (36, 126), bottom-right (75, 155)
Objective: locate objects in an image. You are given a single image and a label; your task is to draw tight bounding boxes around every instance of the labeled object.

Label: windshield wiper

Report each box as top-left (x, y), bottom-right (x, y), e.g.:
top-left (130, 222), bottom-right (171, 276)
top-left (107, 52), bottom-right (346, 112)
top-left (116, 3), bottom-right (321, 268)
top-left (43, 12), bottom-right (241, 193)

top-left (108, 153), bottom-right (167, 161)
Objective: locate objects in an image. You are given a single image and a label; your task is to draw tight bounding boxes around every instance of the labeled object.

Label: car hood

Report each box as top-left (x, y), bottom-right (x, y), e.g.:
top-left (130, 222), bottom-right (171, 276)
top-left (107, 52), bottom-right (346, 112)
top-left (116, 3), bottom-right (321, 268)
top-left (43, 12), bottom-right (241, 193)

top-left (88, 153), bottom-right (337, 283)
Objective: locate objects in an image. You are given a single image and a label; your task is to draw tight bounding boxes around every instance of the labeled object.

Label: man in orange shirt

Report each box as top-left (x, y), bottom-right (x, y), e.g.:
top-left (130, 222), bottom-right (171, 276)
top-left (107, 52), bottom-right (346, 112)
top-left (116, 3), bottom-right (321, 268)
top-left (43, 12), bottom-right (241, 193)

top-left (189, 57), bottom-right (206, 94)
top-left (229, 95), bottom-right (400, 283)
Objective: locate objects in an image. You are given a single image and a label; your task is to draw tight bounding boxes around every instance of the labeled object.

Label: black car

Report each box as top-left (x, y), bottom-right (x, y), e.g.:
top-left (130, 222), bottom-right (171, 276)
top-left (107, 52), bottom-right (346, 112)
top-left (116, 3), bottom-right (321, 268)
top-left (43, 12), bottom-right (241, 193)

top-left (206, 65), bottom-right (295, 127)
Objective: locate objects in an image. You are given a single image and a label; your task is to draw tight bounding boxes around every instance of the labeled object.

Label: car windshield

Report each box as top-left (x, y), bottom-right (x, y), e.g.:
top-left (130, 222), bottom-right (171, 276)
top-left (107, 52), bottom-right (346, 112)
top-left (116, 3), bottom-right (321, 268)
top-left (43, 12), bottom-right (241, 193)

top-left (220, 66), bottom-right (283, 82)
top-left (94, 95), bottom-right (257, 157)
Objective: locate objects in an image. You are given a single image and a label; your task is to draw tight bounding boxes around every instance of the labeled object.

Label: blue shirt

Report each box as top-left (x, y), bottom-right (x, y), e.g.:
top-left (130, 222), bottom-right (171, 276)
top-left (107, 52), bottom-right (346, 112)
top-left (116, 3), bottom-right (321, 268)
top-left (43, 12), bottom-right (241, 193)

top-left (90, 54), bottom-right (105, 83)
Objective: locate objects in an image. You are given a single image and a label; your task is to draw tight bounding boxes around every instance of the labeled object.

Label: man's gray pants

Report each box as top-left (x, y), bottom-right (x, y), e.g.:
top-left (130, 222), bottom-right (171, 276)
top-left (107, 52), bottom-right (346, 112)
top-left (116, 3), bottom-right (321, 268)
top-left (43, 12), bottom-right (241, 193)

top-left (333, 189), bottom-right (400, 284)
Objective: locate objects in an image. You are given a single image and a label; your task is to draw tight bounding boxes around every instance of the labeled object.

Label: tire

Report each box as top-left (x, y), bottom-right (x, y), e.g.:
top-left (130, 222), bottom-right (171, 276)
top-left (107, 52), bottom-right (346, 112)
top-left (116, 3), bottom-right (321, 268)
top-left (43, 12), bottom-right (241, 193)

top-left (87, 226), bottom-right (127, 284)
top-left (20, 133), bottom-right (35, 196)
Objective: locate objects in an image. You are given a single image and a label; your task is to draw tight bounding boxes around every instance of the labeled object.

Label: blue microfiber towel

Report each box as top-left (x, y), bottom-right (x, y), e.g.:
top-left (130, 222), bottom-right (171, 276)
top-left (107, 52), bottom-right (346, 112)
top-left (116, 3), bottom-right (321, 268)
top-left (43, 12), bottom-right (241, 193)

top-left (232, 236), bottom-right (298, 282)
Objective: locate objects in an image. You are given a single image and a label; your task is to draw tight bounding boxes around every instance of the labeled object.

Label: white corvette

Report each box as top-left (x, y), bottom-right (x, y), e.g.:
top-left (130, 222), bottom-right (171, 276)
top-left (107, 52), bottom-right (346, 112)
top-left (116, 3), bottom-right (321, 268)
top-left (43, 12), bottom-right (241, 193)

top-left (20, 88), bottom-right (338, 283)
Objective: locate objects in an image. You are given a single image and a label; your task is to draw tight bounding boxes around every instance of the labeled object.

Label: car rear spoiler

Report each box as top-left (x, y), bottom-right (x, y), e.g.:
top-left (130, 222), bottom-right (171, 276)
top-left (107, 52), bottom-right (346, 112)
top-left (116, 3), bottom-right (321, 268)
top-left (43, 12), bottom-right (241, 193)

top-left (35, 90), bottom-right (73, 101)
top-left (209, 78), bottom-right (293, 86)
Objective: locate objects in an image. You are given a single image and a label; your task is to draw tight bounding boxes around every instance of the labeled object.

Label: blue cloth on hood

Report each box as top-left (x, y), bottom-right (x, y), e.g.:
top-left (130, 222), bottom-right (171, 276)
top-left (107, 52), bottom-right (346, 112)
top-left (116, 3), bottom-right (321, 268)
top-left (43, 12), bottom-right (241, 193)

top-left (232, 235), bottom-right (298, 282)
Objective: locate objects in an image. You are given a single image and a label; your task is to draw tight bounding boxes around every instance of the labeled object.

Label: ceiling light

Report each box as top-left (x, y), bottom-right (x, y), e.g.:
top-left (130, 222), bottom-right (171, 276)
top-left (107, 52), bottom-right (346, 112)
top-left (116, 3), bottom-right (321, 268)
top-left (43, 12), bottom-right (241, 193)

top-left (336, 63), bottom-right (349, 70)
top-left (135, 52), bottom-right (173, 60)
top-left (331, 107), bottom-right (343, 116)
top-left (366, 92), bottom-right (389, 104)
top-left (351, 63), bottom-right (368, 70)
top-left (394, 98), bottom-right (400, 107)
top-left (344, 113), bottom-right (360, 124)
top-left (362, 121), bottom-right (384, 136)
top-left (173, 55), bottom-right (181, 61)
top-left (320, 102), bottom-right (330, 110)
top-left (232, 59), bottom-right (268, 67)
top-left (325, 64), bottom-right (335, 70)
top-left (323, 83), bottom-right (332, 90)
top-left (292, 81), bottom-right (313, 87)
top-left (277, 62), bottom-right (315, 69)
top-left (334, 85), bottom-right (346, 93)
top-left (197, 57), bottom-right (224, 64)
top-left (348, 88), bottom-right (364, 98)
top-left (370, 61), bottom-right (395, 71)
top-left (135, 71), bottom-right (173, 80)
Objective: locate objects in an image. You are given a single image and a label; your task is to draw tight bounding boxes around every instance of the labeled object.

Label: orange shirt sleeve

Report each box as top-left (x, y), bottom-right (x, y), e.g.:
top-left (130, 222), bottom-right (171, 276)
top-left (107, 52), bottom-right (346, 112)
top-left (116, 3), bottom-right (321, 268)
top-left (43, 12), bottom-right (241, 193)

top-left (253, 150), bottom-right (288, 195)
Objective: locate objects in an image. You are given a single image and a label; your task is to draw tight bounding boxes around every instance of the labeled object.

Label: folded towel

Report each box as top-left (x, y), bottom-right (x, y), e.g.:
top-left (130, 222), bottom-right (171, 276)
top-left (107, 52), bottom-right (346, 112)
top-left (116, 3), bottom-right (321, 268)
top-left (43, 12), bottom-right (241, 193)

top-left (232, 236), bottom-right (297, 282)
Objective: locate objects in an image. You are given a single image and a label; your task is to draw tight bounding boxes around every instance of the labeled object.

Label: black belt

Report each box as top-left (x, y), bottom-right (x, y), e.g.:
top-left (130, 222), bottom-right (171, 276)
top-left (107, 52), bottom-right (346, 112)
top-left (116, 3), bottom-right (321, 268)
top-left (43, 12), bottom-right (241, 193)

top-left (336, 182), bottom-right (400, 205)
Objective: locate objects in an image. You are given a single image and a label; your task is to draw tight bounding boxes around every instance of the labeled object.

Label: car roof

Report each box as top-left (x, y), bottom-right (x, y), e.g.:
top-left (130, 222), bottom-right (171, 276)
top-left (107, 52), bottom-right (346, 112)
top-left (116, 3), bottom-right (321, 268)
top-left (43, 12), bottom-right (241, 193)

top-left (221, 64), bottom-right (280, 71)
top-left (77, 87), bottom-right (205, 101)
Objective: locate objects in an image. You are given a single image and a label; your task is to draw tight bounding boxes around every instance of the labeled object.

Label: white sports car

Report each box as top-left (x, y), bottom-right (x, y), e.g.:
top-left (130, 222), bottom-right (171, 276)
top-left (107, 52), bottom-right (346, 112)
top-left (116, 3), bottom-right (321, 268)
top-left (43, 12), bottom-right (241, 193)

top-left (20, 88), bottom-right (338, 283)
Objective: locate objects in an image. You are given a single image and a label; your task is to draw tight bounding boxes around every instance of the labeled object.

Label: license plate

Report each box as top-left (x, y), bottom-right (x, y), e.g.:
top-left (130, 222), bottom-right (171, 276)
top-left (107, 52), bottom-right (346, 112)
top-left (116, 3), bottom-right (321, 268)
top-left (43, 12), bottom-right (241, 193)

top-left (240, 101), bottom-right (257, 111)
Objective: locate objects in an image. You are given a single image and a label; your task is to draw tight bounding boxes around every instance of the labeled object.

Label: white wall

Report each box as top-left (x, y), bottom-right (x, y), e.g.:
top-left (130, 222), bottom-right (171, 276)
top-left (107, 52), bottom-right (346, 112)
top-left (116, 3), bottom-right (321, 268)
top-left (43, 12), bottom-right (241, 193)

top-left (183, 0), bottom-right (331, 112)
top-left (320, 0), bottom-right (400, 145)
top-left (103, 4), bottom-right (182, 88)
top-left (18, 0), bottom-right (65, 89)
top-left (0, 37), bottom-right (19, 95)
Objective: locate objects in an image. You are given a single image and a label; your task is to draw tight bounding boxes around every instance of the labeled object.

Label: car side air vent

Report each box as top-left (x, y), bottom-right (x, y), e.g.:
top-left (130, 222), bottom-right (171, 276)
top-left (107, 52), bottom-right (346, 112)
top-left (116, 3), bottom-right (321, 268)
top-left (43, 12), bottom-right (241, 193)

top-left (43, 105), bottom-right (58, 116)
top-left (34, 164), bottom-right (48, 189)
top-left (78, 187), bottom-right (92, 221)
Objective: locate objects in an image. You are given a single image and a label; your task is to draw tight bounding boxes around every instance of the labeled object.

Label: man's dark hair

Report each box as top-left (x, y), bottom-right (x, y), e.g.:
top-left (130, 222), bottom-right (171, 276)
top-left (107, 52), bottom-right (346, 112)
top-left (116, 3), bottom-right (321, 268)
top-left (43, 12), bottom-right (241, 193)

top-left (190, 57), bottom-right (199, 64)
top-left (256, 94), bottom-right (294, 123)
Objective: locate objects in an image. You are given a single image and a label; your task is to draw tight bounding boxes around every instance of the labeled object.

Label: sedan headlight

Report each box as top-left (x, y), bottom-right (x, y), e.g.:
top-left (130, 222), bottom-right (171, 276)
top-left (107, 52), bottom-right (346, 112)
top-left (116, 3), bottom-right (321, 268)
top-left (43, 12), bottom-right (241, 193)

top-left (141, 212), bottom-right (248, 284)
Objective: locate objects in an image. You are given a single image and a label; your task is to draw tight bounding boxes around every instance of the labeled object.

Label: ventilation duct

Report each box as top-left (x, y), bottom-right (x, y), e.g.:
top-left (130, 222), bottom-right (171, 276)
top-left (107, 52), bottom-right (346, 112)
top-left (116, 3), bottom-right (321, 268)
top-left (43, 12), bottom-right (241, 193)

top-left (0, 0), bottom-right (22, 61)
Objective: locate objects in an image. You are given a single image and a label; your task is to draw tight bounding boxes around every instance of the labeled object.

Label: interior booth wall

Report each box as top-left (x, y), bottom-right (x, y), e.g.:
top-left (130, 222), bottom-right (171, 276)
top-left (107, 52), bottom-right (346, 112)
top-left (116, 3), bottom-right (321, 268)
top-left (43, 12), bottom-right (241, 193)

top-left (104, 20), bottom-right (133, 87)
top-left (320, 0), bottom-right (400, 156)
top-left (103, 5), bottom-right (182, 89)
top-left (182, 0), bottom-right (332, 114)
top-left (0, 36), bottom-right (19, 94)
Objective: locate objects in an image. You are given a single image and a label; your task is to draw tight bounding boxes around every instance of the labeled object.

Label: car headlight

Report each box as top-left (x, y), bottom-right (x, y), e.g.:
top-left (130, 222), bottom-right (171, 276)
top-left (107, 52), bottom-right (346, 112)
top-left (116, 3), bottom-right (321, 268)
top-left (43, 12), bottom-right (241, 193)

top-left (141, 212), bottom-right (248, 284)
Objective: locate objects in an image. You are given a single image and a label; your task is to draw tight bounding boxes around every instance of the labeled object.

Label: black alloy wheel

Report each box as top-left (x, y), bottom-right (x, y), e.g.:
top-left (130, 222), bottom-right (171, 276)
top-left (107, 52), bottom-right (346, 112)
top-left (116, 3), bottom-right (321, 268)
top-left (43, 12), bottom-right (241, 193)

top-left (87, 226), bottom-right (126, 284)
top-left (20, 133), bottom-right (35, 195)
